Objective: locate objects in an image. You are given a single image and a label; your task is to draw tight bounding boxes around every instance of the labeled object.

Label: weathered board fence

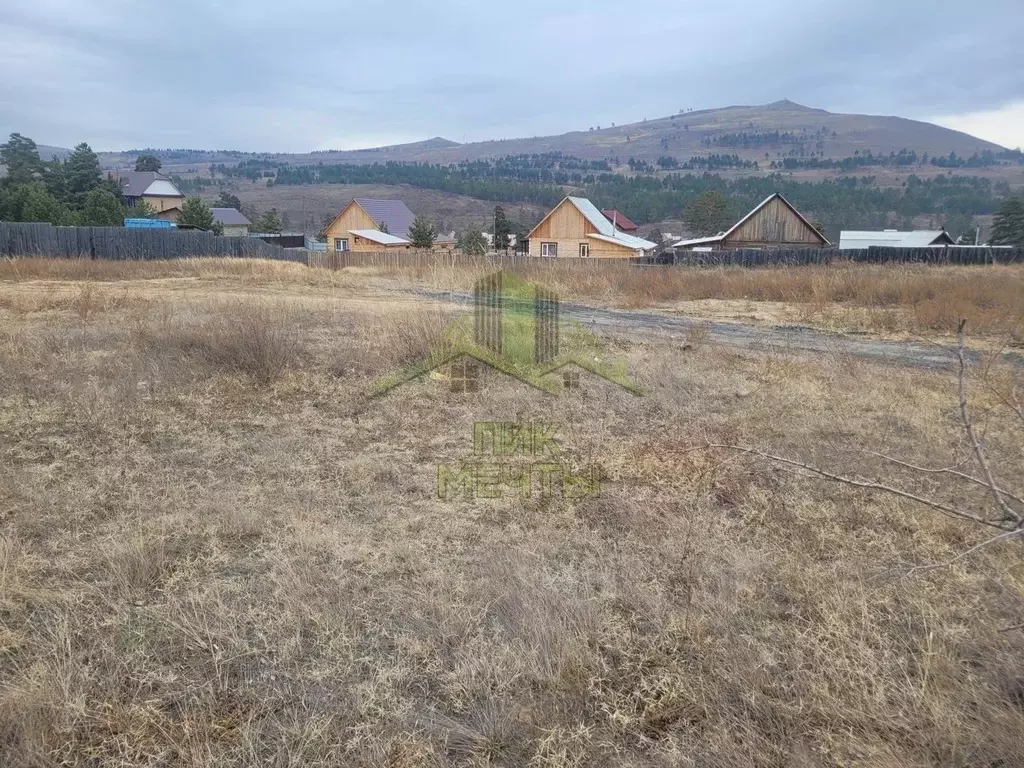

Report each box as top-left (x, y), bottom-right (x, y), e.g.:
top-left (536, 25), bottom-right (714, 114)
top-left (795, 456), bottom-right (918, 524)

top-left (310, 250), bottom-right (524, 271)
top-left (0, 222), bottom-right (305, 262)
top-left (669, 246), bottom-right (1023, 267)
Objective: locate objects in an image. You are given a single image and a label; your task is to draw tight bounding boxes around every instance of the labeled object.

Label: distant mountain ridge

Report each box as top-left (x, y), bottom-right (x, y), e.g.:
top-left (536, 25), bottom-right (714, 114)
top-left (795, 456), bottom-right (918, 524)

top-left (19, 101), bottom-right (1008, 171)
top-left (297, 100), bottom-right (1005, 167)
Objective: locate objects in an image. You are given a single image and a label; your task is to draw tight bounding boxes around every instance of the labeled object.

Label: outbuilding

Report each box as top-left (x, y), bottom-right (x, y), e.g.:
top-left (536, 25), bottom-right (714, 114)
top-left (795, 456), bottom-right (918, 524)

top-left (673, 193), bottom-right (829, 250)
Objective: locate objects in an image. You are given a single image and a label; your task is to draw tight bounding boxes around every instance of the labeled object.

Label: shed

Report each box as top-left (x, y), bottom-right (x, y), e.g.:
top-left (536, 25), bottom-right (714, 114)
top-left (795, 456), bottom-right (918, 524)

top-left (672, 193), bottom-right (829, 250)
top-left (211, 208), bottom-right (251, 237)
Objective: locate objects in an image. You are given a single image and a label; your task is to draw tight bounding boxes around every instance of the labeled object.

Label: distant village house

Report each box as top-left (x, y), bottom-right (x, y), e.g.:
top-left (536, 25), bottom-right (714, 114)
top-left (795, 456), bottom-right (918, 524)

top-left (324, 198), bottom-right (453, 252)
top-left (118, 172), bottom-right (185, 220)
top-left (527, 197), bottom-right (656, 258)
top-left (672, 193), bottom-right (829, 251)
top-left (212, 208), bottom-right (251, 237)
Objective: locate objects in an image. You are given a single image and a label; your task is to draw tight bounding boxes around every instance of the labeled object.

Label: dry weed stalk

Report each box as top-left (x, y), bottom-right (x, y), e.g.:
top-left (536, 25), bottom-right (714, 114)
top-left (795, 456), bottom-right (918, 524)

top-left (709, 319), bottom-right (1024, 606)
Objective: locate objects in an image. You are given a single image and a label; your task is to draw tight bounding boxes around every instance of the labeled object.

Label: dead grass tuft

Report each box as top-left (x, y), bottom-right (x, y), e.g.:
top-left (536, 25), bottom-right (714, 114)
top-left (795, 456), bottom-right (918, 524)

top-left (159, 301), bottom-right (305, 383)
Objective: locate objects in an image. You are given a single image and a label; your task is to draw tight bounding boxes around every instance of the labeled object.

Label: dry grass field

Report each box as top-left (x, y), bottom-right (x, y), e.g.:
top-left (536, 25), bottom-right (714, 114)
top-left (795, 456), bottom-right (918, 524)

top-left (358, 259), bottom-right (1024, 343)
top-left (1, 258), bottom-right (1024, 766)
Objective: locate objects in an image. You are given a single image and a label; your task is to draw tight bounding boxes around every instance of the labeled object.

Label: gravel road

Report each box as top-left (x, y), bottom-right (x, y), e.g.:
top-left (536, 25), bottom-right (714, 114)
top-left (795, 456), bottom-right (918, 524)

top-left (412, 288), bottom-right (1023, 372)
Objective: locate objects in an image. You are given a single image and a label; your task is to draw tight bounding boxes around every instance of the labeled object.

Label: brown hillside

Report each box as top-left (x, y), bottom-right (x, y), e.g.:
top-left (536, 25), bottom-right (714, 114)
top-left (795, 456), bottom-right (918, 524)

top-left (278, 100), bottom-right (1007, 166)
top-left (95, 101), bottom-right (1008, 172)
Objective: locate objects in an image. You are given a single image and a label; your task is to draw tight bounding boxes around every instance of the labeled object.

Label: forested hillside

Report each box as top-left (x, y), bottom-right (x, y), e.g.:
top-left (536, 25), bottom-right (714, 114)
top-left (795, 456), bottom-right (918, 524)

top-left (191, 152), bottom-right (1013, 240)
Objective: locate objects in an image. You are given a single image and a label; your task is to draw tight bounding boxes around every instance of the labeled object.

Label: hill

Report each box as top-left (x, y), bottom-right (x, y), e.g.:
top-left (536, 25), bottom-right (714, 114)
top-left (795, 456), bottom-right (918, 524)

top-left (89, 101), bottom-right (1009, 172)
top-left (297, 100), bottom-right (1007, 167)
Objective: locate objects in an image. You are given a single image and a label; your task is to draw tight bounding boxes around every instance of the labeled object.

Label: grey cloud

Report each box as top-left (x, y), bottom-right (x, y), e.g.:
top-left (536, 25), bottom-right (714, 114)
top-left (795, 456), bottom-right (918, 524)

top-left (1, 0), bottom-right (1022, 150)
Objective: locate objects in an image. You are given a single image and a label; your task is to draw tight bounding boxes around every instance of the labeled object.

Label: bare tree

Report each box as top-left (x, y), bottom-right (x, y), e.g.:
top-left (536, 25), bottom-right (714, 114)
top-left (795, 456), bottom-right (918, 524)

top-left (707, 320), bottom-right (1023, 623)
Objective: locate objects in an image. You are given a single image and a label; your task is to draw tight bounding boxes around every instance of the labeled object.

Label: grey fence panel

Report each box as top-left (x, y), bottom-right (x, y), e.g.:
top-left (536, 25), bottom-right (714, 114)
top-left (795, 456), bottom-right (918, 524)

top-left (0, 222), bottom-right (305, 262)
top-left (670, 246), bottom-right (1023, 267)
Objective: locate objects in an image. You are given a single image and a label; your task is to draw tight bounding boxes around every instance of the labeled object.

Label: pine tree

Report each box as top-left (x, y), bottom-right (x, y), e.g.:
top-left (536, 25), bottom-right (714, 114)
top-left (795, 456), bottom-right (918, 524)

top-left (457, 230), bottom-right (487, 256)
top-left (256, 208), bottom-right (283, 234)
top-left (134, 154), bottom-right (162, 172)
top-left (408, 214), bottom-right (436, 248)
top-left (215, 191), bottom-right (242, 210)
top-left (1, 183), bottom-right (72, 224)
top-left (179, 196), bottom-right (215, 230)
top-left (990, 197), bottom-right (1024, 246)
top-left (44, 159), bottom-right (69, 204)
top-left (0, 133), bottom-right (44, 187)
top-left (682, 191), bottom-right (734, 236)
top-left (132, 200), bottom-right (158, 218)
top-left (65, 143), bottom-right (103, 209)
top-left (493, 205), bottom-right (512, 250)
top-left (81, 188), bottom-right (125, 226)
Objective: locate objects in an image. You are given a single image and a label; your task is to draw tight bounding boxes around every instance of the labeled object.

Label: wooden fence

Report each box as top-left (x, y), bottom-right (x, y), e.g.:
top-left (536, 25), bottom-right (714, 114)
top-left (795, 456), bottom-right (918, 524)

top-left (5, 222), bottom-right (1019, 270)
top-left (669, 246), bottom-right (1022, 267)
top-left (0, 222), bottom-right (305, 262)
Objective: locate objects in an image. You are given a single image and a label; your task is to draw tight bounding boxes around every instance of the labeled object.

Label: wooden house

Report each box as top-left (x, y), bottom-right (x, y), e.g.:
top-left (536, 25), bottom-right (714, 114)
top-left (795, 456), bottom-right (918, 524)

top-left (527, 197), bottom-right (657, 259)
top-left (323, 198), bottom-right (415, 251)
top-left (672, 193), bottom-right (829, 250)
top-left (118, 171), bottom-right (185, 215)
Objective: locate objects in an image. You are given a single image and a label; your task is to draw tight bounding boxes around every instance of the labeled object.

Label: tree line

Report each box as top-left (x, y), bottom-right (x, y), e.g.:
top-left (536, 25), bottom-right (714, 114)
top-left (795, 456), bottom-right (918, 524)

top-left (204, 153), bottom-right (1011, 240)
top-left (0, 133), bottom-right (287, 234)
top-left (0, 134), bottom-right (129, 227)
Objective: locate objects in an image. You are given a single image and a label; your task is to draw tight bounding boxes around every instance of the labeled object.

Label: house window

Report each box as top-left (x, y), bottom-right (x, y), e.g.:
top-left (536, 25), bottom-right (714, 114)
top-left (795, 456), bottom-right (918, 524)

top-left (334, 238), bottom-right (350, 252)
top-left (579, 243), bottom-right (590, 258)
top-left (540, 242), bottom-right (558, 258)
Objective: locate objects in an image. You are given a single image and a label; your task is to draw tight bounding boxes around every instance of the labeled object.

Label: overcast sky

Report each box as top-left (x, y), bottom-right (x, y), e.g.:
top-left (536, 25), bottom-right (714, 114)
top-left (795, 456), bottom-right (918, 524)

top-left (1, 0), bottom-right (1022, 152)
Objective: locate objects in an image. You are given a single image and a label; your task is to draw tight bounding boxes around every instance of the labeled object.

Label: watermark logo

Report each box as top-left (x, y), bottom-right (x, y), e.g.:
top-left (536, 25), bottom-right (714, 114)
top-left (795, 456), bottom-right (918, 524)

top-left (371, 271), bottom-right (642, 396)
top-left (437, 421), bottom-right (601, 500)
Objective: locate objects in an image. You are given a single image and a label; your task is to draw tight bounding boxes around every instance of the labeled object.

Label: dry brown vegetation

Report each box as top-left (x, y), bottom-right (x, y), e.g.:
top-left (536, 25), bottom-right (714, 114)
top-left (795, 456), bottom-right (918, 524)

top-left (364, 259), bottom-right (1024, 340)
top-left (1, 258), bottom-right (1024, 765)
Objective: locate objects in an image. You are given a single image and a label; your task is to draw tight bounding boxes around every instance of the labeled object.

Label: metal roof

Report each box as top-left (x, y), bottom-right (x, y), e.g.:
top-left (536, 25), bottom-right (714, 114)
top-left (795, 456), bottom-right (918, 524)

top-left (587, 232), bottom-right (658, 251)
top-left (838, 230), bottom-right (953, 249)
top-left (211, 208), bottom-right (250, 227)
top-left (671, 193), bottom-right (830, 248)
top-left (353, 198), bottom-right (417, 239)
top-left (118, 171), bottom-right (183, 198)
top-left (348, 229), bottom-right (412, 246)
top-left (568, 196), bottom-right (617, 237)
top-left (672, 234), bottom-right (728, 247)
top-left (601, 209), bottom-right (639, 231)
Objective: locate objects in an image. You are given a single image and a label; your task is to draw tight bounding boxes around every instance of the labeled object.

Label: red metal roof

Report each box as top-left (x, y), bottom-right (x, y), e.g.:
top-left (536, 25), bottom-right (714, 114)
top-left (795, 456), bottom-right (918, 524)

top-left (601, 209), bottom-right (638, 232)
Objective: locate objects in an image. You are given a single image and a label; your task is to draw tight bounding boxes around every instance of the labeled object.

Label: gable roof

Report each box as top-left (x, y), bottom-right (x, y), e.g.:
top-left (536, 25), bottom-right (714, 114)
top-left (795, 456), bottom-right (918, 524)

top-left (672, 193), bottom-right (830, 248)
top-left (211, 208), bottom-right (250, 227)
top-left (353, 198), bottom-right (417, 238)
top-left (838, 230), bottom-right (954, 249)
top-left (119, 171), bottom-right (184, 198)
top-left (601, 209), bottom-right (638, 231)
top-left (528, 197), bottom-right (657, 252)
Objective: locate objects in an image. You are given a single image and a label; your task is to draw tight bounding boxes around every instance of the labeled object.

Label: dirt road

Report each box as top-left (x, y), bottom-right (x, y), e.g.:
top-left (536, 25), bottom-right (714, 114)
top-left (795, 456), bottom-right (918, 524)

top-left (411, 288), bottom-right (1023, 371)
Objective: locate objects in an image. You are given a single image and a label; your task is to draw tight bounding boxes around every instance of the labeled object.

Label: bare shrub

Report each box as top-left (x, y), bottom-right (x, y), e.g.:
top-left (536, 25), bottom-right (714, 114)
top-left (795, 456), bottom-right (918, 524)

top-left (366, 307), bottom-right (456, 369)
top-left (161, 301), bottom-right (305, 383)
